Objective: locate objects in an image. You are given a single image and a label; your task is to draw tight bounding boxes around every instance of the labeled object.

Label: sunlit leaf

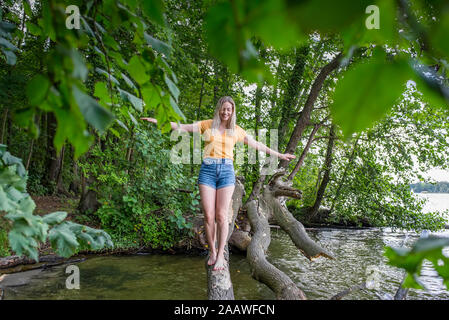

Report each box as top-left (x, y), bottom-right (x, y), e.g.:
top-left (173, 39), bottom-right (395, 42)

top-left (331, 49), bottom-right (410, 139)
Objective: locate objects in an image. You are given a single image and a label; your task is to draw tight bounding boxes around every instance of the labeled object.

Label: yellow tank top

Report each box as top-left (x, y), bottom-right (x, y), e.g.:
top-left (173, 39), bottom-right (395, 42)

top-left (197, 119), bottom-right (247, 160)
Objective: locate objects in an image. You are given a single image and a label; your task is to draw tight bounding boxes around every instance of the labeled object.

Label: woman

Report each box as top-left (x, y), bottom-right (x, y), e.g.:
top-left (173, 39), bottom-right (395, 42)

top-left (141, 96), bottom-right (295, 271)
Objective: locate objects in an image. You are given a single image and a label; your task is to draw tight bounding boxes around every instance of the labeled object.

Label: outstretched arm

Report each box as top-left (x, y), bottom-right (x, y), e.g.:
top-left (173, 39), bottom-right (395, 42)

top-left (140, 117), bottom-right (197, 133)
top-left (244, 135), bottom-right (296, 161)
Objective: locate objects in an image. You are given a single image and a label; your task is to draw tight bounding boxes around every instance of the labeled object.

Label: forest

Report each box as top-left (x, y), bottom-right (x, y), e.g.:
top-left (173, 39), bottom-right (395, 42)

top-left (410, 181), bottom-right (449, 193)
top-left (1, 0), bottom-right (449, 300)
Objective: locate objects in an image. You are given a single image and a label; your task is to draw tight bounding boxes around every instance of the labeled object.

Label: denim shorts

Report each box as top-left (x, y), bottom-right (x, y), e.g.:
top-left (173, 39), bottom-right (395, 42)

top-left (198, 158), bottom-right (236, 189)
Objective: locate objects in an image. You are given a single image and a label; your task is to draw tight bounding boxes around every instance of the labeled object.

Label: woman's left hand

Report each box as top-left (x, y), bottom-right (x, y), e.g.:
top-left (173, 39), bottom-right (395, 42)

top-left (279, 153), bottom-right (296, 161)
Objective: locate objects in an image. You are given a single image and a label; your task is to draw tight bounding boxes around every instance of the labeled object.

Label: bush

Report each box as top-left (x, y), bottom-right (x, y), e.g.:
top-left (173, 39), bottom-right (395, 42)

top-left (80, 124), bottom-right (200, 249)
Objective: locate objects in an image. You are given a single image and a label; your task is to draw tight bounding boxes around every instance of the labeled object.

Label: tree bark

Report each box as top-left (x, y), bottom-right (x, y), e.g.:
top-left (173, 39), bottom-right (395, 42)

top-left (246, 200), bottom-right (307, 299)
top-left (287, 122), bottom-right (323, 181)
top-left (329, 134), bottom-right (360, 212)
top-left (0, 108), bottom-right (8, 145)
top-left (307, 125), bottom-right (336, 222)
top-left (243, 169), bottom-right (333, 300)
top-left (277, 46), bottom-right (309, 148)
top-left (279, 53), bottom-right (342, 169)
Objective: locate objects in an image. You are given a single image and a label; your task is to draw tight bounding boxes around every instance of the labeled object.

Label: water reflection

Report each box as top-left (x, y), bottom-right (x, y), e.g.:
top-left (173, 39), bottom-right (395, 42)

top-left (4, 228), bottom-right (449, 300)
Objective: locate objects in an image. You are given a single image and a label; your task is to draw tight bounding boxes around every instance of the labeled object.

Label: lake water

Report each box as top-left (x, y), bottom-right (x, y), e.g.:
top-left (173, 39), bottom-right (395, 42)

top-left (2, 193), bottom-right (449, 300)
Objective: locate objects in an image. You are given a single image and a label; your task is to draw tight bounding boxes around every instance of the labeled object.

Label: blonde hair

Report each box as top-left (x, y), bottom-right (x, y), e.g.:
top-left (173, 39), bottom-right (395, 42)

top-left (211, 96), bottom-right (236, 135)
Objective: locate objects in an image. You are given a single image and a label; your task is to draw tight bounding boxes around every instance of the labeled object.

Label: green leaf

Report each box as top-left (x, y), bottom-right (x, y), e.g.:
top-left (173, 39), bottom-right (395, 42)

top-left (144, 32), bottom-right (172, 57)
top-left (8, 230), bottom-right (39, 261)
top-left (128, 110), bottom-right (138, 126)
top-left (23, 0), bottom-right (33, 18)
top-left (204, 1), bottom-right (239, 72)
top-left (164, 74), bottom-right (179, 102)
top-left (141, 83), bottom-right (160, 110)
top-left (42, 211), bottom-right (68, 225)
top-left (287, 0), bottom-right (372, 34)
top-left (140, 0), bottom-right (166, 26)
top-left (411, 62), bottom-right (449, 109)
top-left (385, 235), bottom-right (449, 290)
top-left (13, 107), bottom-right (39, 139)
top-left (1, 48), bottom-right (16, 65)
top-left (430, 9), bottom-right (449, 59)
top-left (25, 22), bottom-right (41, 36)
top-left (118, 88), bottom-right (144, 112)
top-left (128, 56), bottom-right (148, 85)
top-left (109, 127), bottom-right (120, 138)
top-left (18, 196), bottom-right (36, 214)
top-left (244, 0), bottom-right (300, 49)
top-left (0, 37), bottom-right (18, 51)
top-left (115, 119), bottom-right (129, 132)
top-left (95, 67), bottom-right (120, 86)
top-left (53, 106), bottom-right (94, 158)
top-left (70, 49), bottom-right (88, 81)
top-left (169, 96), bottom-right (186, 121)
top-left (26, 75), bottom-right (50, 106)
top-left (48, 222), bottom-right (80, 258)
top-left (0, 185), bottom-right (14, 211)
top-left (121, 72), bottom-right (137, 90)
top-left (72, 85), bottom-right (115, 134)
top-left (331, 49), bottom-right (410, 139)
top-left (94, 81), bottom-right (112, 105)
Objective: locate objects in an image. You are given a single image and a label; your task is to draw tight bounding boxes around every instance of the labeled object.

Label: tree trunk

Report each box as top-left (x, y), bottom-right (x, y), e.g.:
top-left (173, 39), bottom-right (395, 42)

top-left (197, 61), bottom-right (208, 121)
top-left (244, 171), bottom-right (333, 299)
top-left (279, 53), bottom-right (342, 169)
top-left (44, 112), bottom-right (64, 193)
top-left (307, 125), bottom-right (336, 221)
top-left (77, 143), bottom-right (101, 214)
top-left (0, 108), bottom-right (8, 145)
top-left (287, 123), bottom-right (323, 181)
top-left (329, 134), bottom-right (360, 212)
top-left (77, 176), bottom-right (101, 214)
top-left (277, 45), bottom-right (310, 148)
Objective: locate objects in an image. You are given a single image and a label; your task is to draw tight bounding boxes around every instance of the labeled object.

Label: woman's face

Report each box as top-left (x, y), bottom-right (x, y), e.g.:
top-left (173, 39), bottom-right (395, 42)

top-left (219, 102), bottom-right (233, 123)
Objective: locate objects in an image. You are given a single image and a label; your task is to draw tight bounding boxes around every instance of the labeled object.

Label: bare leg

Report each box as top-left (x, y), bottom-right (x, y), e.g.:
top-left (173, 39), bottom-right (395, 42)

top-left (213, 185), bottom-right (235, 271)
top-left (199, 184), bottom-right (217, 265)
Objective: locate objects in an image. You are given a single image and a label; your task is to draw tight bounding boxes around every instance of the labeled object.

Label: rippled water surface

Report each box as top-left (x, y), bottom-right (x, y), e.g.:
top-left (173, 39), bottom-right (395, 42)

top-left (3, 194), bottom-right (449, 300)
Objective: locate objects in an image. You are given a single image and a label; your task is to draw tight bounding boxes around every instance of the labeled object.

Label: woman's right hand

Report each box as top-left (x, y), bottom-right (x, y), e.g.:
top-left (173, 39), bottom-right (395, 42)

top-left (140, 117), bottom-right (157, 124)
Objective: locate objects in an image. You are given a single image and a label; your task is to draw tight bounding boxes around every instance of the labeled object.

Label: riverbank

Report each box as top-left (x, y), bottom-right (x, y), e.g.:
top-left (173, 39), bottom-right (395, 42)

top-left (0, 195), bottom-right (208, 273)
top-left (3, 227), bottom-right (449, 300)
top-left (2, 195), bottom-right (448, 276)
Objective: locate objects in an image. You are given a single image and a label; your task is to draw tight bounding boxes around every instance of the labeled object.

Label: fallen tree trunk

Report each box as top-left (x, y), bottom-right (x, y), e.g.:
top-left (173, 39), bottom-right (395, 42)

top-left (243, 170), bottom-right (333, 299)
top-left (263, 171), bottom-right (333, 260)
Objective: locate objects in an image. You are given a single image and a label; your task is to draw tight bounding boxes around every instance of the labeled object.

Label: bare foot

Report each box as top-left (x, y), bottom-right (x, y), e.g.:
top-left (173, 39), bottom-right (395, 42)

top-left (207, 251), bottom-right (217, 266)
top-left (212, 254), bottom-right (225, 271)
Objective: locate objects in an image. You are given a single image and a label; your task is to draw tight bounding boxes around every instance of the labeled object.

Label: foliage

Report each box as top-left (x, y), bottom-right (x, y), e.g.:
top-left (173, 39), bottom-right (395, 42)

top-left (78, 124), bottom-right (199, 249)
top-left (0, 217), bottom-right (11, 257)
top-left (323, 86), bottom-right (449, 231)
top-left (0, 144), bottom-right (113, 260)
top-left (385, 235), bottom-right (449, 290)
